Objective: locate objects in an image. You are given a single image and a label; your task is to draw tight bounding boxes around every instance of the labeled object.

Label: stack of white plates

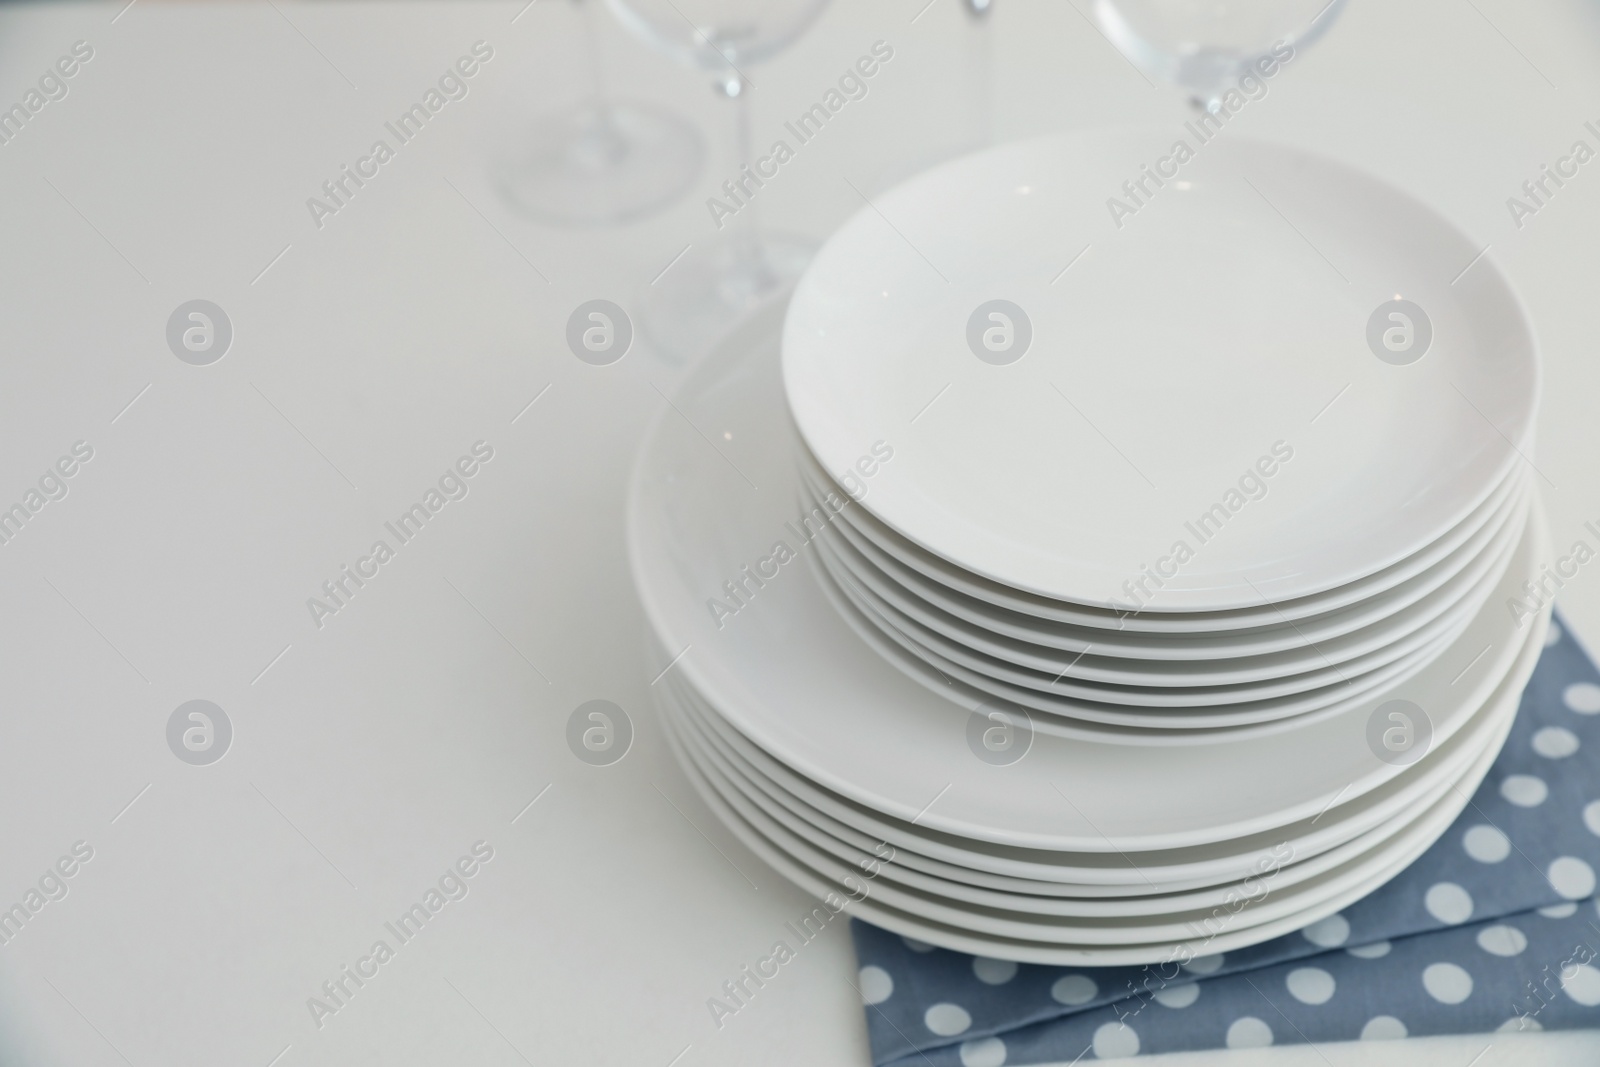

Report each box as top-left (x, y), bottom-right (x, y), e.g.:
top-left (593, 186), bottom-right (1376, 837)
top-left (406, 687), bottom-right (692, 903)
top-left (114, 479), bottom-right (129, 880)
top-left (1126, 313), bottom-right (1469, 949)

top-left (628, 132), bottom-right (1548, 964)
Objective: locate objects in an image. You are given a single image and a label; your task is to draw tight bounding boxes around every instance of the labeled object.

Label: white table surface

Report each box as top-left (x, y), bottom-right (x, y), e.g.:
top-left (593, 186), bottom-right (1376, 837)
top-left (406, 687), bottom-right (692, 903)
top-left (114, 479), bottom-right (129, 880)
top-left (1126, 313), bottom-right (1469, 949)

top-left (0, 1), bottom-right (1597, 1064)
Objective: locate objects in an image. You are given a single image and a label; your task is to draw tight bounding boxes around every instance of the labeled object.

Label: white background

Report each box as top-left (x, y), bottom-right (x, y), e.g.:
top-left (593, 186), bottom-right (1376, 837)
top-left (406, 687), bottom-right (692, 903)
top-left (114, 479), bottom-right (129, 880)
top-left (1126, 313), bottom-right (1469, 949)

top-left (0, 0), bottom-right (1597, 1064)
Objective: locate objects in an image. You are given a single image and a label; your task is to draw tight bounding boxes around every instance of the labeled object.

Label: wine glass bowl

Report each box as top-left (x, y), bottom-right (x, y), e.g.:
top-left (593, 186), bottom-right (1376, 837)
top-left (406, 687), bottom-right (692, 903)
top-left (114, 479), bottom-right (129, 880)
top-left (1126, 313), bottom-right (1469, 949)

top-left (604, 0), bottom-right (829, 71)
top-left (495, 100), bottom-right (704, 226)
top-left (607, 0), bottom-right (833, 361)
top-left (495, 0), bottom-right (705, 227)
top-left (1094, 0), bottom-right (1347, 110)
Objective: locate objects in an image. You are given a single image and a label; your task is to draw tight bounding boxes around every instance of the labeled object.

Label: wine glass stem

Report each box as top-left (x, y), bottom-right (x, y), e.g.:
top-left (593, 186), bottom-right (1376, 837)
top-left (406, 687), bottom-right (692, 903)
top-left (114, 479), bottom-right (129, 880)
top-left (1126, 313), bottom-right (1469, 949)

top-left (729, 76), bottom-right (764, 273)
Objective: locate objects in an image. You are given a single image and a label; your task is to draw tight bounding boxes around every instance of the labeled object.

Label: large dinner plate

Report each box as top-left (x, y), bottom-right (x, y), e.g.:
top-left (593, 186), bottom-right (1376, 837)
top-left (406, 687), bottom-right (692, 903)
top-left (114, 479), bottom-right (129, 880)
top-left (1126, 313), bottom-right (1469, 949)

top-left (661, 667), bottom-right (1507, 917)
top-left (665, 687), bottom-right (1510, 944)
top-left (655, 582), bottom-right (1537, 889)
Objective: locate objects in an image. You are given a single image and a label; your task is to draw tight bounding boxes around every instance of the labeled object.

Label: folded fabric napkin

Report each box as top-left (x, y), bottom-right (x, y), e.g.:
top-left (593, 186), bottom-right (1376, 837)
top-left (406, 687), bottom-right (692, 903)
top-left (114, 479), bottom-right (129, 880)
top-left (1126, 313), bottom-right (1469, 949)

top-left (852, 614), bottom-right (1600, 1063)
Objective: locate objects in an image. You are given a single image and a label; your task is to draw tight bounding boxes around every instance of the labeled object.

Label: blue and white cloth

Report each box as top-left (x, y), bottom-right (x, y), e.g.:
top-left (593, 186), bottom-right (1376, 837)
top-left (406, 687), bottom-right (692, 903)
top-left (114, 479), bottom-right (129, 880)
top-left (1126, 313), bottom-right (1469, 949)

top-left (852, 615), bottom-right (1600, 1063)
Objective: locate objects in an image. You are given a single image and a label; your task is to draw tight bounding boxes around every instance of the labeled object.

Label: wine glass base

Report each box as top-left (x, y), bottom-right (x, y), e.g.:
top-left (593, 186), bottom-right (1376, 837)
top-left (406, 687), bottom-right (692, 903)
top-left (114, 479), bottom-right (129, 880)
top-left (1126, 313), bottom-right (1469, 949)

top-left (496, 100), bottom-right (705, 227)
top-left (641, 233), bottom-right (815, 363)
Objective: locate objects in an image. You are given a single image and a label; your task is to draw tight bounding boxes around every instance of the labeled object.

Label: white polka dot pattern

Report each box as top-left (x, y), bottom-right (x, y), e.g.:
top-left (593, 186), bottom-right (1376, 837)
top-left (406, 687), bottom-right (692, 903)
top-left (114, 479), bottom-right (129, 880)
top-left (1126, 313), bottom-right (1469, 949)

top-left (1564, 682), bottom-right (1600, 713)
top-left (1347, 940), bottom-right (1392, 959)
top-left (1562, 965), bottom-right (1600, 1007)
top-left (958, 1036), bottom-right (1007, 1067)
top-left (1422, 963), bottom-right (1473, 1004)
top-left (925, 1003), bottom-right (972, 1036)
top-left (1462, 824), bottom-right (1510, 863)
top-left (1475, 925), bottom-right (1527, 957)
top-left (1301, 914), bottom-right (1350, 948)
top-left (1152, 982), bottom-right (1200, 1009)
top-left (1049, 975), bottom-right (1096, 1006)
top-left (1360, 1015), bottom-right (1407, 1040)
top-left (972, 957), bottom-right (1017, 986)
top-left (1424, 882), bottom-right (1474, 925)
top-left (1285, 967), bottom-right (1336, 1005)
top-left (860, 965), bottom-right (894, 1005)
top-left (1225, 1017), bottom-right (1273, 1048)
top-left (1533, 726), bottom-right (1580, 759)
top-left (1091, 1022), bottom-right (1139, 1059)
top-left (1547, 856), bottom-right (1596, 899)
top-left (1500, 774), bottom-right (1548, 807)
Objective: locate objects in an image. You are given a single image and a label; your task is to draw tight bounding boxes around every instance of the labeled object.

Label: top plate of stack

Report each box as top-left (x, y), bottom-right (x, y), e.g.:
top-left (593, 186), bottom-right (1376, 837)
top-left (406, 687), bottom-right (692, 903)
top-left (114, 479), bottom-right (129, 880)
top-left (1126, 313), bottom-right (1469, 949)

top-left (782, 130), bottom-right (1539, 612)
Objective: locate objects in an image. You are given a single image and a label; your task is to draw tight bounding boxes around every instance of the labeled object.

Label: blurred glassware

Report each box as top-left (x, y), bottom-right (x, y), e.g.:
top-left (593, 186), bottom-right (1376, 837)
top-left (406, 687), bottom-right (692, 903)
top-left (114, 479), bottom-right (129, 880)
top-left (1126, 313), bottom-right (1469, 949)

top-left (870, 0), bottom-right (996, 194)
top-left (1093, 0), bottom-right (1347, 111)
top-left (607, 0), bottom-right (831, 361)
top-left (496, 0), bottom-right (704, 226)
top-left (965, 0), bottom-right (996, 148)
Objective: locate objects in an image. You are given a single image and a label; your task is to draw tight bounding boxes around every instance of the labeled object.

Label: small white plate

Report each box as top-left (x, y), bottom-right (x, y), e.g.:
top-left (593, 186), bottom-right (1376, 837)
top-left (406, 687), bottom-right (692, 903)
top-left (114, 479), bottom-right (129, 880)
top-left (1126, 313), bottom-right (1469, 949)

top-left (626, 299), bottom-right (1550, 850)
top-left (810, 495), bottom-right (1518, 693)
top-left (812, 449), bottom-right (1524, 634)
top-left (783, 130), bottom-right (1539, 610)
top-left (809, 502), bottom-right (1519, 732)
top-left (804, 452), bottom-right (1529, 663)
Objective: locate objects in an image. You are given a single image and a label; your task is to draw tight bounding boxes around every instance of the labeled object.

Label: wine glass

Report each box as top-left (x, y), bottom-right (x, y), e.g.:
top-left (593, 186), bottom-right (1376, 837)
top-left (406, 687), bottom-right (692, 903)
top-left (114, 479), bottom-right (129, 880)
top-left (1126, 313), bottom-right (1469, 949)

top-left (1093, 0), bottom-right (1348, 112)
top-left (871, 0), bottom-right (996, 194)
top-left (606, 0), bottom-right (832, 361)
top-left (496, 0), bottom-right (705, 227)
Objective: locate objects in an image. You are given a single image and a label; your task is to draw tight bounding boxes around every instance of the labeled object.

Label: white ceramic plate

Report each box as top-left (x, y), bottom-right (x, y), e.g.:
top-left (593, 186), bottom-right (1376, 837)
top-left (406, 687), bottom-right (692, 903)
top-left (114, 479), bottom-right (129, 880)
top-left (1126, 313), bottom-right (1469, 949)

top-left (657, 590), bottom-right (1534, 888)
top-left (811, 549), bottom-right (1453, 731)
top-left (626, 297), bottom-right (1548, 849)
top-left (809, 499), bottom-right (1520, 731)
top-left (782, 130), bottom-right (1539, 610)
top-left (668, 700), bottom-right (1512, 963)
top-left (810, 493), bottom-right (1519, 693)
top-left (811, 447), bottom-right (1525, 634)
top-left (803, 453), bottom-right (1529, 664)
top-left (666, 689), bottom-right (1508, 942)
top-left (662, 670), bottom-right (1502, 918)
top-left (662, 595), bottom-right (1543, 962)
top-left (811, 532), bottom-right (1466, 723)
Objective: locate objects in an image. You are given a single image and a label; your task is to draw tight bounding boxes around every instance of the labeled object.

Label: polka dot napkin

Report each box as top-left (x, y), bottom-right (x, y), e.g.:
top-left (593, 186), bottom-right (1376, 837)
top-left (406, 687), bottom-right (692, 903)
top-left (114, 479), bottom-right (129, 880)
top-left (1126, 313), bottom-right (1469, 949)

top-left (850, 615), bottom-right (1600, 1063)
